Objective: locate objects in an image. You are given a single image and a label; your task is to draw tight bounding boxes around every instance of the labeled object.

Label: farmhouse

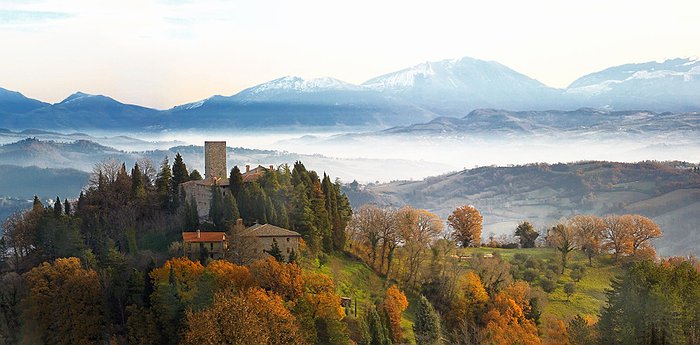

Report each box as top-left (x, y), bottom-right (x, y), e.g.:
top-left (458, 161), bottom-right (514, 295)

top-left (182, 230), bottom-right (227, 260)
top-left (240, 223), bottom-right (302, 260)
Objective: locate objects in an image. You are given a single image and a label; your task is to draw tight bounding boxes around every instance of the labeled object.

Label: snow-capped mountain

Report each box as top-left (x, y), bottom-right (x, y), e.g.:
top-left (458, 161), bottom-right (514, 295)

top-left (363, 57), bottom-right (564, 111)
top-left (566, 57), bottom-right (700, 111)
top-left (2, 56), bottom-right (700, 131)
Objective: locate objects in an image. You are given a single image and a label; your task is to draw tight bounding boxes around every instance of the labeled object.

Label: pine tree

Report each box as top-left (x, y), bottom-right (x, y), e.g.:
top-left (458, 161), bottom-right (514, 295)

top-left (310, 181), bottom-right (332, 252)
top-left (182, 195), bottom-right (199, 231)
top-left (53, 196), bottom-right (62, 217)
top-left (32, 195), bottom-right (43, 210)
top-left (363, 306), bottom-right (392, 345)
top-left (287, 248), bottom-right (298, 263)
top-left (414, 295), bottom-right (442, 345)
top-left (155, 156), bottom-right (172, 210)
top-left (63, 198), bottom-right (71, 216)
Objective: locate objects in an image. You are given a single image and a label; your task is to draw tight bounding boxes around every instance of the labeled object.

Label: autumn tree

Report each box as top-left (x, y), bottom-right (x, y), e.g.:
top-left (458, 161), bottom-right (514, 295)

top-left (414, 295), bottom-right (442, 345)
top-left (295, 271), bottom-right (349, 345)
top-left (346, 205), bottom-right (390, 270)
top-left (398, 208), bottom-right (444, 288)
top-left (602, 215), bottom-right (633, 260)
top-left (383, 285), bottom-right (408, 343)
top-left (182, 288), bottom-right (303, 345)
top-left (249, 256), bottom-right (303, 301)
top-left (448, 205), bottom-right (483, 247)
top-left (568, 215), bottom-right (605, 266)
top-left (628, 215), bottom-right (662, 255)
top-left (22, 257), bottom-right (105, 345)
top-left (481, 282), bottom-right (541, 345)
top-left (0, 272), bottom-right (24, 345)
top-left (547, 224), bottom-right (576, 273)
top-left (514, 221), bottom-right (539, 248)
top-left (567, 315), bottom-right (598, 345)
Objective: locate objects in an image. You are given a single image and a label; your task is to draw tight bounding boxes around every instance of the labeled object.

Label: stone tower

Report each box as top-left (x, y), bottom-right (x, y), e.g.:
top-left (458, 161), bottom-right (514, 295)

top-left (204, 141), bottom-right (227, 179)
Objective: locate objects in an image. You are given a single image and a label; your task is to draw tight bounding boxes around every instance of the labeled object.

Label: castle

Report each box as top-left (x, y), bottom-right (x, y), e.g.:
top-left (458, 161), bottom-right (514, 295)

top-left (180, 141), bottom-right (301, 261)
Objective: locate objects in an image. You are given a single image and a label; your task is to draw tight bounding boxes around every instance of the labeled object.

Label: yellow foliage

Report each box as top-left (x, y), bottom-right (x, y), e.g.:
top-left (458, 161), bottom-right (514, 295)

top-left (150, 257), bottom-right (205, 302)
top-left (206, 260), bottom-right (254, 291)
top-left (250, 256), bottom-right (304, 301)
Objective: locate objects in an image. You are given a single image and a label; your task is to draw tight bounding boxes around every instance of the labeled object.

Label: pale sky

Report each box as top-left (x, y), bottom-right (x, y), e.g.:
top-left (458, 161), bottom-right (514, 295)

top-left (1, 0), bottom-right (699, 109)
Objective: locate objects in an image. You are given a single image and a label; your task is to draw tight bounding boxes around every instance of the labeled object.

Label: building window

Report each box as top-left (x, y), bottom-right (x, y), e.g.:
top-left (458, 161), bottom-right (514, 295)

top-left (287, 247), bottom-right (290, 253)
top-left (286, 237), bottom-right (290, 242)
top-left (210, 243), bottom-right (214, 250)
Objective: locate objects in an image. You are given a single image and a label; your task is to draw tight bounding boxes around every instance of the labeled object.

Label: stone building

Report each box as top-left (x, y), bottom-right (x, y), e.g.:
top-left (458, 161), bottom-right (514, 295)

top-left (180, 141), bottom-right (275, 220)
top-left (240, 223), bottom-right (302, 260)
top-left (182, 230), bottom-right (227, 260)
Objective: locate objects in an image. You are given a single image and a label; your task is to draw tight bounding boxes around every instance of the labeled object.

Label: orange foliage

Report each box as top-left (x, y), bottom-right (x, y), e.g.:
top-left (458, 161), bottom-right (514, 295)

top-left (182, 288), bottom-right (302, 345)
top-left (384, 285), bottom-right (409, 342)
top-left (482, 282), bottom-right (541, 345)
top-left (206, 260), bottom-right (254, 291)
top-left (150, 257), bottom-right (204, 302)
top-left (448, 205), bottom-right (483, 247)
top-left (302, 271), bottom-right (345, 320)
top-left (250, 256), bottom-right (304, 301)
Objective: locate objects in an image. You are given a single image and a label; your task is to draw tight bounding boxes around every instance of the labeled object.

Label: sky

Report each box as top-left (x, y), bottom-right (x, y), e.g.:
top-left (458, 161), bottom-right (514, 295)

top-left (1, 0), bottom-right (699, 109)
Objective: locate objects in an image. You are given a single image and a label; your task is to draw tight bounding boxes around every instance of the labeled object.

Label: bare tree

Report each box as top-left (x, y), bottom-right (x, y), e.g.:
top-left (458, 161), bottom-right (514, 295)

top-left (628, 215), bottom-right (662, 255)
top-left (547, 223), bottom-right (576, 273)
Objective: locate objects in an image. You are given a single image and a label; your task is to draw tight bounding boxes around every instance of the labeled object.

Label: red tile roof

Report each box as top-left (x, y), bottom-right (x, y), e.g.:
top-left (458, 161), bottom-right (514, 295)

top-left (182, 231), bottom-right (226, 243)
top-left (241, 224), bottom-right (301, 238)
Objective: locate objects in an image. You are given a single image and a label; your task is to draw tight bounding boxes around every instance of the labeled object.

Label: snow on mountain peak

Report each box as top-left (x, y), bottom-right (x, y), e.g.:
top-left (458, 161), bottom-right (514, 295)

top-left (248, 76), bottom-right (362, 94)
top-left (58, 92), bottom-right (95, 105)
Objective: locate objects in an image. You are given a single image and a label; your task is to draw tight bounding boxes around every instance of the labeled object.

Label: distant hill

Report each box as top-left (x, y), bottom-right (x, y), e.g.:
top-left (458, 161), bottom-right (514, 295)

top-left (345, 161), bottom-right (700, 256)
top-left (0, 165), bottom-right (89, 199)
top-left (2, 57), bottom-right (700, 131)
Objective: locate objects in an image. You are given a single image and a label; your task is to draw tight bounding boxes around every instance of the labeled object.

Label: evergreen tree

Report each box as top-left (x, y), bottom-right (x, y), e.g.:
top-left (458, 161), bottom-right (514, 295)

top-left (363, 306), bottom-right (392, 345)
top-left (189, 169), bottom-right (203, 181)
top-left (131, 162), bottom-right (146, 199)
top-left (237, 183), bottom-right (268, 225)
top-left (288, 248), bottom-right (298, 263)
top-left (209, 185), bottom-right (225, 231)
top-left (290, 183), bottom-right (319, 251)
top-left (53, 196), bottom-right (62, 217)
top-left (32, 195), bottom-right (43, 210)
top-left (63, 198), bottom-right (71, 216)
top-left (155, 156), bottom-right (172, 210)
top-left (115, 162), bottom-right (132, 197)
top-left (229, 166), bottom-right (243, 200)
top-left (414, 295), bottom-right (441, 345)
top-left (310, 181), bottom-right (332, 252)
top-left (182, 195), bottom-right (199, 231)
top-left (171, 153), bottom-right (190, 209)
top-left (223, 193), bottom-right (240, 229)
top-left (265, 240), bottom-right (285, 262)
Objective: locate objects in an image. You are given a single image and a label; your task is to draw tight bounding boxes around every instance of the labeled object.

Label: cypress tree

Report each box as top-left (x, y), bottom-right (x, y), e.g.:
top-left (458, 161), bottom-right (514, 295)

top-left (131, 162), bottom-right (146, 199)
top-left (53, 197), bottom-right (62, 217)
top-left (413, 295), bottom-right (442, 345)
top-left (228, 166), bottom-right (243, 200)
top-left (290, 183), bottom-right (319, 251)
top-left (223, 193), bottom-right (240, 229)
top-left (64, 198), bottom-right (71, 216)
top-left (363, 306), bottom-right (392, 345)
top-left (209, 185), bottom-right (225, 231)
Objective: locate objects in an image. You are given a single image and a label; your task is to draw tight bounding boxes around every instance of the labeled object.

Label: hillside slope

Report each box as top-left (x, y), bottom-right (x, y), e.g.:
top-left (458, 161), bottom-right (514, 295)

top-left (345, 161), bottom-right (700, 256)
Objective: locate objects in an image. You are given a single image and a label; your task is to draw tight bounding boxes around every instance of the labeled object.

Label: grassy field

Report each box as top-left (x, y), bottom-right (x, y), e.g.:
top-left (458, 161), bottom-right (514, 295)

top-left (313, 252), bottom-right (418, 344)
top-left (459, 247), bottom-right (621, 321)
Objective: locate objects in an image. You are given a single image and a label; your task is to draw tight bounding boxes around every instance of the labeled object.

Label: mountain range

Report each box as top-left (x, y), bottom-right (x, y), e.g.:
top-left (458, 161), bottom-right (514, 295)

top-left (1, 56), bottom-right (700, 130)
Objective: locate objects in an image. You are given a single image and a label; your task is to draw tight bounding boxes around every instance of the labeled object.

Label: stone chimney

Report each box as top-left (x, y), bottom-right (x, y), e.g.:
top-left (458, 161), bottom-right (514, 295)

top-left (269, 165), bottom-right (274, 170)
top-left (245, 164), bottom-right (250, 173)
top-left (204, 141), bottom-right (227, 179)
top-left (196, 229), bottom-right (201, 238)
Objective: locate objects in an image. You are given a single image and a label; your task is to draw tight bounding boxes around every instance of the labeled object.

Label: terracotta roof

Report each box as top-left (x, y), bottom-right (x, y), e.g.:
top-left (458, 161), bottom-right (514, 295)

top-left (241, 165), bottom-right (269, 183)
top-left (180, 177), bottom-right (229, 187)
top-left (182, 231), bottom-right (227, 243)
top-left (241, 224), bottom-right (301, 238)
